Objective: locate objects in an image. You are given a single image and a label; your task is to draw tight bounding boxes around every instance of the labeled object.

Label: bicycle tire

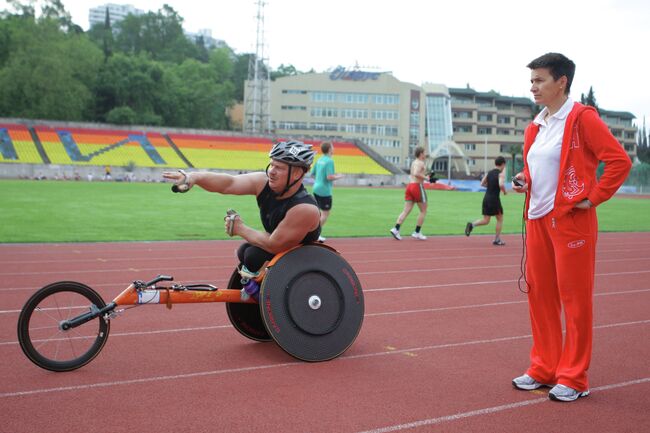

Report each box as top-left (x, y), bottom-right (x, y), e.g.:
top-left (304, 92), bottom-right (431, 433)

top-left (17, 281), bottom-right (110, 372)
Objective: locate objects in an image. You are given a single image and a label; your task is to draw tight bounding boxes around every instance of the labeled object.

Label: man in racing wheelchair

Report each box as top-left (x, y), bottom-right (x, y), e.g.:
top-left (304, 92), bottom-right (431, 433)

top-left (163, 140), bottom-right (321, 291)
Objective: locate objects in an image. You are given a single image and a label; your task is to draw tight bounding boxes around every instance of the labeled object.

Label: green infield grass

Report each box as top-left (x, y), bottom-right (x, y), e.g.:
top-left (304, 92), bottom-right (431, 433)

top-left (0, 179), bottom-right (648, 242)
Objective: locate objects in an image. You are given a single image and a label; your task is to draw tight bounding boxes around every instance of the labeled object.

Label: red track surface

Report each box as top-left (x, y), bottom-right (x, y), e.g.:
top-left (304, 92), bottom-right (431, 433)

top-left (1, 234), bottom-right (649, 433)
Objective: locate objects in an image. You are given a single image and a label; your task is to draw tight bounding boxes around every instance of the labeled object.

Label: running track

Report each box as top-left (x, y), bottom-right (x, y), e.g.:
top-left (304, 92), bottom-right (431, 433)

top-left (1, 233), bottom-right (649, 433)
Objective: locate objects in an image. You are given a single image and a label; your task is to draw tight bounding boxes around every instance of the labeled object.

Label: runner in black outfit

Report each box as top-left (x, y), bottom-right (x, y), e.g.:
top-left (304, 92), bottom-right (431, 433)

top-left (465, 156), bottom-right (507, 245)
top-left (163, 140), bottom-right (321, 275)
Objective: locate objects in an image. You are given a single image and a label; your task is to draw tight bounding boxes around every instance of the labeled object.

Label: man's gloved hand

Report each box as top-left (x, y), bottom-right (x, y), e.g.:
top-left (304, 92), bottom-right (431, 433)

top-left (224, 209), bottom-right (240, 237)
top-left (162, 169), bottom-right (192, 193)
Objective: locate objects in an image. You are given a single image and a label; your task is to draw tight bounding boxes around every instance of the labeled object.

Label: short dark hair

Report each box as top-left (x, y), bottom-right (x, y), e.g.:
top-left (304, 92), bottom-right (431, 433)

top-left (527, 52), bottom-right (575, 95)
top-left (495, 156), bottom-right (506, 166)
top-left (414, 146), bottom-right (425, 158)
top-left (320, 141), bottom-right (332, 154)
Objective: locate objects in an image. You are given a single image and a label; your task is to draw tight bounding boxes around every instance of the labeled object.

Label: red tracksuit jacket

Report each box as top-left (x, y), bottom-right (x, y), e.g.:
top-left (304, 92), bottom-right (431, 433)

top-left (522, 102), bottom-right (632, 217)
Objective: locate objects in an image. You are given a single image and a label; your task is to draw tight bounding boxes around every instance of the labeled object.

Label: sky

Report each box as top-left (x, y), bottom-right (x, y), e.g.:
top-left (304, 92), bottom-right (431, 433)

top-left (3, 0), bottom-right (650, 129)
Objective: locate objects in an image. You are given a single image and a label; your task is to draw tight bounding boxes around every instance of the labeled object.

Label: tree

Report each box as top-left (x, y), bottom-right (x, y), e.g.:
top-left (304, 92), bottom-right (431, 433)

top-left (102, 7), bottom-right (113, 59)
top-left (106, 106), bottom-right (136, 125)
top-left (271, 63), bottom-right (300, 80)
top-left (637, 117), bottom-right (650, 164)
top-left (507, 144), bottom-right (523, 176)
top-left (580, 86), bottom-right (599, 113)
top-left (91, 53), bottom-right (165, 124)
top-left (0, 15), bottom-right (102, 120)
top-left (232, 53), bottom-right (252, 101)
top-left (113, 5), bottom-right (201, 64)
top-left (40, 0), bottom-right (72, 32)
top-left (160, 59), bottom-right (234, 129)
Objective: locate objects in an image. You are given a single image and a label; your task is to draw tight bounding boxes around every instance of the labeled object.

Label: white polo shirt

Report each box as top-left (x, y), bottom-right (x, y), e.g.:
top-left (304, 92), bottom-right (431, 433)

top-left (527, 98), bottom-right (574, 219)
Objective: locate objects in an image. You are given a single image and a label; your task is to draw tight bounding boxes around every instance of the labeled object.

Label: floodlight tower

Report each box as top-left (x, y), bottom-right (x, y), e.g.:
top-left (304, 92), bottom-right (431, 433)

top-left (244, 0), bottom-right (271, 134)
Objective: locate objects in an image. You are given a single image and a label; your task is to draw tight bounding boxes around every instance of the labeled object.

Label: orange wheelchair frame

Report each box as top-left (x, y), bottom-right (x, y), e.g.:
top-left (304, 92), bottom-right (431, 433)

top-left (17, 243), bottom-right (364, 372)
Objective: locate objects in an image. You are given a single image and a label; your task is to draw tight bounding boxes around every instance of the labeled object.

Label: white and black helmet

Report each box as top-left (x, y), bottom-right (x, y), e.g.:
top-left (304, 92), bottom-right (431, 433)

top-left (269, 140), bottom-right (316, 168)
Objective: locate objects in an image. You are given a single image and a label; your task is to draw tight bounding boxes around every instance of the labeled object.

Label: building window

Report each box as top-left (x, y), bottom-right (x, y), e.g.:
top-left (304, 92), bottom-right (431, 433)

top-left (311, 92), bottom-right (338, 102)
top-left (478, 127), bottom-right (492, 135)
top-left (281, 105), bottom-right (306, 111)
top-left (342, 93), bottom-right (369, 104)
top-left (384, 155), bottom-right (400, 164)
top-left (453, 111), bottom-right (472, 119)
top-left (372, 110), bottom-right (399, 120)
top-left (478, 113), bottom-right (493, 122)
top-left (341, 108), bottom-right (368, 119)
top-left (497, 128), bottom-right (511, 135)
top-left (610, 129), bottom-right (624, 138)
top-left (311, 107), bottom-right (338, 118)
top-left (453, 125), bottom-right (473, 133)
top-left (497, 115), bottom-right (511, 124)
top-left (374, 94), bottom-right (400, 105)
top-left (451, 97), bottom-right (473, 105)
top-left (433, 160), bottom-right (447, 171)
top-left (310, 122), bottom-right (337, 131)
top-left (282, 89), bottom-right (307, 94)
top-left (277, 121), bottom-right (308, 130)
top-left (465, 143), bottom-right (476, 151)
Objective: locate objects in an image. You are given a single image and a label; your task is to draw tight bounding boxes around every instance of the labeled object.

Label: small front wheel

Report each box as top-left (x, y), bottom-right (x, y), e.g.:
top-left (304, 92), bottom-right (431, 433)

top-left (17, 282), bottom-right (110, 372)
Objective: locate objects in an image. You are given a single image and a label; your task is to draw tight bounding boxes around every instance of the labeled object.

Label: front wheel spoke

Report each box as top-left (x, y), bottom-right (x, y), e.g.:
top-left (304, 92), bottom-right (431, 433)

top-left (66, 333), bottom-right (77, 358)
top-left (54, 334), bottom-right (63, 360)
top-left (34, 306), bottom-right (68, 325)
top-left (34, 327), bottom-right (66, 353)
top-left (68, 326), bottom-right (96, 346)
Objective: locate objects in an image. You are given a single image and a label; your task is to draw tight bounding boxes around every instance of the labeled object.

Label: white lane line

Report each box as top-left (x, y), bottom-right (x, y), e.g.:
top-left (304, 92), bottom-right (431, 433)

top-left (3, 254), bottom-right (648, 277)
top-left (0, 325), bottom-right (233, 346)
top-left (365, 272), bottom-right (650, 293)
top-left (6, 251), bottom-right (648, 267)
top-left (1, 292), bottom-right (649, 346)
top-left (354, 377), bottom-right (650, 433)
top-left (0, 279), bottom-right (228, 293)
top-left (0, 265), bottom-right (228, 277)
top-left (1, 320), bottom-right (648, 399)
top-left (2, 286), bottom-right (649, 317)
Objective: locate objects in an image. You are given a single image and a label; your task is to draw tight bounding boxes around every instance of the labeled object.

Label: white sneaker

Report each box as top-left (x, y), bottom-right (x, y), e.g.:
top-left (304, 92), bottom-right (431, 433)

top-left (548, 384), bottom-right (590, 402)
top-left (411, 232), bottom-right (427, 240)
top-left (390, 227), bottom-right (401, 240)
top-left (512, 374), bottom-right (547, 390)
top-left (318, 236), bottom-right (326, 243)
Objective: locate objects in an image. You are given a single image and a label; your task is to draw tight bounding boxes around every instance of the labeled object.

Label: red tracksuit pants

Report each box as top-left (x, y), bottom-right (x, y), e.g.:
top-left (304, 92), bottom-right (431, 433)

top-left (525, 207), bottom-right (597, 392)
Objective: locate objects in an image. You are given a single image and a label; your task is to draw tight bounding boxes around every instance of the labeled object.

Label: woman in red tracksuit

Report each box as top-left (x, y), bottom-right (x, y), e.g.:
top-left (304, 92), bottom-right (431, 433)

top-left (511, 53), bottom-right (631, 402)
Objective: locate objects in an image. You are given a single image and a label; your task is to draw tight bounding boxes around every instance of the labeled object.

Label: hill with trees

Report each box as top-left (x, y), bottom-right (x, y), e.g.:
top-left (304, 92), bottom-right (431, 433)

top-left (0, 0), bottom-right (299, 130)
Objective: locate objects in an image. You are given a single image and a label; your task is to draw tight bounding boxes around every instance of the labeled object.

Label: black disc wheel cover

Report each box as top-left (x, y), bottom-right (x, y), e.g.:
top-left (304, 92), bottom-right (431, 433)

top-left (260, 245), bottom-right (364, 361)
top-left (225, 269), bottom-right (272, 342)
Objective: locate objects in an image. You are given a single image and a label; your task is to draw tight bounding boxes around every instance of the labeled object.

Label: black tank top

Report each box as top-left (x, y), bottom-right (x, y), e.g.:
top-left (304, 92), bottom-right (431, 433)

top-left (256, 182), bottom-right (321, 243)
top-left (485, 168), bottom-right (501, 197)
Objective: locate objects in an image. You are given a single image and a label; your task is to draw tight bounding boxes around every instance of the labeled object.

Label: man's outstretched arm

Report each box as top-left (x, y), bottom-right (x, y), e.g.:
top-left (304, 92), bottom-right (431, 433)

top-left (163, 171), bottom-right (266, 195)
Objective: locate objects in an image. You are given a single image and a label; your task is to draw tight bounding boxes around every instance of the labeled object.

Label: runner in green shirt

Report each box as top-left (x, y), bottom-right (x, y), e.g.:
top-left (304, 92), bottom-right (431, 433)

top-left (311, 141), bottom-right (344, 242)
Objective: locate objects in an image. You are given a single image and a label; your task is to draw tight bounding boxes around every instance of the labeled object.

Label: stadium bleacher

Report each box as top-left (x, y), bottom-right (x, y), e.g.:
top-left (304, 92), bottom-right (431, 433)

top-left (34, 126), bottom-right (188, 168)
top-left (0, 124), bottom-right (43, 164)
top-left (2, 121), bottom-right (391, 175)
top-left (167, 133), bottom-right (272, 171)
top-left (319, 141), bottom-right (390, 175)
top-left (168, 133), bottom-right (390, 174)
